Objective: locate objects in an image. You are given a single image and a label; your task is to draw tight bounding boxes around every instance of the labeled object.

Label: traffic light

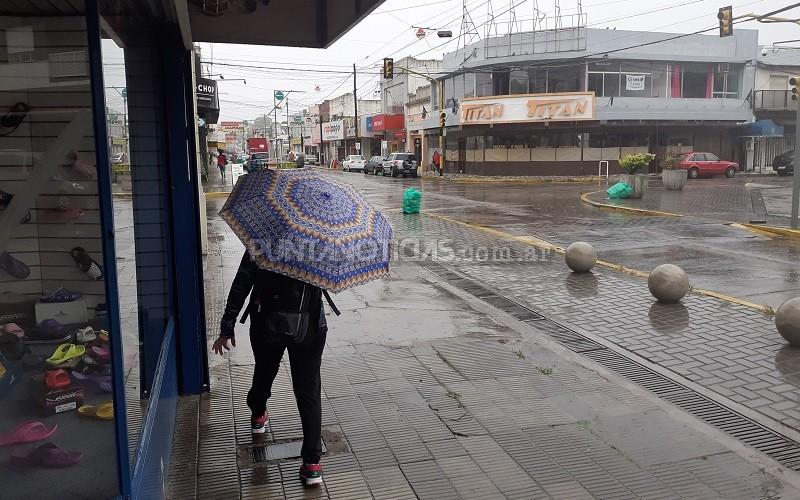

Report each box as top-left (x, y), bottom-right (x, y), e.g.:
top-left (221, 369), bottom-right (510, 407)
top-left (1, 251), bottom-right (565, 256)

top-left (791, 76), bottom-right (800, 101)
top-left (439, 111), bottom-right (446, 128)
top-left (718, 6), bottom-right (733, 37)
top-left (383, 58), bottom-right (393, 79)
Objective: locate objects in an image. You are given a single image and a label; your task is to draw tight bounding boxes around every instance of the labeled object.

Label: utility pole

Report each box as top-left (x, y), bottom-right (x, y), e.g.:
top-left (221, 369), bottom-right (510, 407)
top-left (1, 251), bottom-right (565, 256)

top-left (353, 63), bottom-right (359, 156)
top-left (286, 95), bottom-right (290, 153)
top-left (273, 93), bottom-right (278, 159)
top-left (793, 105), bottom-right (800, 228)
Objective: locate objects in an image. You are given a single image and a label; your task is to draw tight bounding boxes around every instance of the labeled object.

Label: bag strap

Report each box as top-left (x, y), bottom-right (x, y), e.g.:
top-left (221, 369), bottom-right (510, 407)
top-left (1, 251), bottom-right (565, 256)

top-left (322, 290), bottom-right (341, 316)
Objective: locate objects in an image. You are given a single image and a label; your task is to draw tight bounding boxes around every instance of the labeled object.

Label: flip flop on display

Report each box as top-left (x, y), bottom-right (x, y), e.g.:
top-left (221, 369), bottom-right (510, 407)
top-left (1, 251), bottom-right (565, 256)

top-left (70, 247), bottom-right (103, 281)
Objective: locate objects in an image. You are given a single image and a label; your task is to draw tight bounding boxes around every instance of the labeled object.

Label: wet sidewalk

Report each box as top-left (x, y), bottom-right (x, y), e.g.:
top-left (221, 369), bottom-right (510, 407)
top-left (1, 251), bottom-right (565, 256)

top-left (167, 196), bottom-right (800, 499)
top-left (584, 177), bottom-right (795, 227)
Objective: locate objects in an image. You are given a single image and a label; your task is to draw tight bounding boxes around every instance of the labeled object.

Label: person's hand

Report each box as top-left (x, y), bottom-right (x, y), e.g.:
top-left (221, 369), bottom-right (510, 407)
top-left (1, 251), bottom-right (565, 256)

top-left (212, 335), bottom-right (236, 355)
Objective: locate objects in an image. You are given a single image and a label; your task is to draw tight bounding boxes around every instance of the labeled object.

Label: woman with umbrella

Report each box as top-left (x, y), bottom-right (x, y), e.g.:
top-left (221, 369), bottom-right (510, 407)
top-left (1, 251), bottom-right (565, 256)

top-left (212, 169), bottom-right (392, 487)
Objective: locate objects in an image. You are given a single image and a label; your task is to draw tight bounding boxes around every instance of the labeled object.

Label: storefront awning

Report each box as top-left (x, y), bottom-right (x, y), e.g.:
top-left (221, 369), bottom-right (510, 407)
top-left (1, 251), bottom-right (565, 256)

top-left (187, 0), bottom-right (386, 48)
top-left (738, 119), bottom-right (784, 137)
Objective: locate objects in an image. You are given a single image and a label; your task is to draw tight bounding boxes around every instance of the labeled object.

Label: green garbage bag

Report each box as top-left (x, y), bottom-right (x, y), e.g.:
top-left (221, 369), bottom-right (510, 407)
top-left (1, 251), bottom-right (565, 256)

top-left (402, 187), bottom-right (422, 214)
top-left (607, 182), bottom-right (633, 199)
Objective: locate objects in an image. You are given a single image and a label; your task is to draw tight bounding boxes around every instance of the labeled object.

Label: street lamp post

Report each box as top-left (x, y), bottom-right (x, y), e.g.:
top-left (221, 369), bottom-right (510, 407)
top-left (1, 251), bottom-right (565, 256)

top-left (395, 66), bottom-right (445, 173)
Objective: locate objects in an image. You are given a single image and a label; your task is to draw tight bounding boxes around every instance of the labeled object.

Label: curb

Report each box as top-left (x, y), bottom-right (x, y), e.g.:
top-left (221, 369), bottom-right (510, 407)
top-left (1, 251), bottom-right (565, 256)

top-left (581, 191), bottom-right (800, 240)
top-left (427, 213), bottom-right (772, 314)
top-left (205, 191), bottom-right (232, 198)
top-left (443, 175), bottom-right (605, 185)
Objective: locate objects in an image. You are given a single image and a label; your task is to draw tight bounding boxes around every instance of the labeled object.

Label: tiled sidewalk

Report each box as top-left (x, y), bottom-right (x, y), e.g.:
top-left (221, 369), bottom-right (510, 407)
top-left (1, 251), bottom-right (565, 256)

top-left (169, 330), bottom-right (790, 499)
top-left (167, 209), bottom-right (798, 499)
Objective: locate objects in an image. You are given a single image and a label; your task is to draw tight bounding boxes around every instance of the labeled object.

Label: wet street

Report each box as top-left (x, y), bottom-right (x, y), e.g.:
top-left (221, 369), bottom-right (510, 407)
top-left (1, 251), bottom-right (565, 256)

top-left (340, 173), bottom-right (800, 309)
top-left (181, 172), bottom-right (800, 499)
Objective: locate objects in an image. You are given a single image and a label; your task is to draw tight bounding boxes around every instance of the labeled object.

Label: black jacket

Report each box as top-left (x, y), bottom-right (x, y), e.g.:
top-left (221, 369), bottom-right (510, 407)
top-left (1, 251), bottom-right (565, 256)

top-left (220, 251), bottom-right (327, 338)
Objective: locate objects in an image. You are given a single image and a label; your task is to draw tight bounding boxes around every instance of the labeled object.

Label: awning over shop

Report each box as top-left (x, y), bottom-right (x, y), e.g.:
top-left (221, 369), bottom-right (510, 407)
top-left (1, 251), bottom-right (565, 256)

top-left (738, 119), bottom-right (784, 137)
top-left (187, 0), bottom-right (385, 48)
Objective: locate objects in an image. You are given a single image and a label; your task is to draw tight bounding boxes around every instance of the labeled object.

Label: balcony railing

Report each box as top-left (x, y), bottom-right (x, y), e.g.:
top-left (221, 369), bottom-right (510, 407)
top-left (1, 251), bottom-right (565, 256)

top-left (754, 90), bottom-right (793, 111)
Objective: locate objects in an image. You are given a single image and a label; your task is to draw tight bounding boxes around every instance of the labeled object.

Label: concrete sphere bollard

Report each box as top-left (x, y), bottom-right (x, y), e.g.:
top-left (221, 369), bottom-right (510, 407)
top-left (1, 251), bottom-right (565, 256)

top-left (565, 242), bottom-right (597, 273)
top-left (776, 298), bottom-right (800, 347)
top-left (648, 264), bottom-right (689, 303)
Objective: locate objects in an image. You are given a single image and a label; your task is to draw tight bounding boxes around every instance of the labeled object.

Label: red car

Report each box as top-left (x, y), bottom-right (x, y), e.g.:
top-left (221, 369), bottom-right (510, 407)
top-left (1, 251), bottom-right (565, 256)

top-left (677, 152), bottom-right (739, 179)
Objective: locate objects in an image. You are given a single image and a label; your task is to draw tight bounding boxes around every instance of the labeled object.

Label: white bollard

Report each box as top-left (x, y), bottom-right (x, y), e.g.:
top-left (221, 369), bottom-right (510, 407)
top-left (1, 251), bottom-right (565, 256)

top-left (565, 242), bottom-right (597, 273)
top-left (776, 298), bottom-right (800, 347)
top-left (648, 264), bottom-right (689, 303)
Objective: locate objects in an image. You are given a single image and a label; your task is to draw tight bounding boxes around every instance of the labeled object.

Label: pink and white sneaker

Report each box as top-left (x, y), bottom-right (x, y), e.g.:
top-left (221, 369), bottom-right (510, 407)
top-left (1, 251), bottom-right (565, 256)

top-left (251, 412), bottom-right (269, 434)
top-left (299, 463), bottom-right (323, 486)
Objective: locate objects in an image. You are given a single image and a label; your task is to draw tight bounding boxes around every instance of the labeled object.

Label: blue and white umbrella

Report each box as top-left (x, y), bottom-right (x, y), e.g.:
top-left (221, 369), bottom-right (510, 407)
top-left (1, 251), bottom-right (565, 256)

top-left (219, 169), bottom-right (393, 293)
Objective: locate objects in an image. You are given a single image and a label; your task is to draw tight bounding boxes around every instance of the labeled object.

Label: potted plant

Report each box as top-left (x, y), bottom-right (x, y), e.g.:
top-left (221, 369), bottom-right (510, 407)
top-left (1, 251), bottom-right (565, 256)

top-left (660, 154), bottom-right (687, 191)
top-left (618, 153), bottom-right (654, 199)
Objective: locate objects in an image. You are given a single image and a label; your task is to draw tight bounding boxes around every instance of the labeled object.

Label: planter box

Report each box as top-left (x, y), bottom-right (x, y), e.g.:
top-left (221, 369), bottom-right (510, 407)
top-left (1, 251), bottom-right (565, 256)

top-left (620, 173), bottom-right (648, 199)
top-left (662, 169), bottom-right (687, 191)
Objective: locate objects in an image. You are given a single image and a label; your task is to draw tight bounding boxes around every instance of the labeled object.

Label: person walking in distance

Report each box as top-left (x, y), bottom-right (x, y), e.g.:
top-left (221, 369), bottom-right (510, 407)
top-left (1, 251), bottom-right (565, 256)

top-left (217, 150), bottom-right (227, 183)
top-left (212, 252), bottom-right (329, 486)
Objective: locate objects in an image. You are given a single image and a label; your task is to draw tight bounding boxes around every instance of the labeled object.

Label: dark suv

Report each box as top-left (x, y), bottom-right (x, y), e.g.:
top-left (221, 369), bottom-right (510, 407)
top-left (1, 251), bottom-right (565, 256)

top-left (772, 150), bottom-right (795, 176)
top-left (382, 153), bottom-right (418, 177)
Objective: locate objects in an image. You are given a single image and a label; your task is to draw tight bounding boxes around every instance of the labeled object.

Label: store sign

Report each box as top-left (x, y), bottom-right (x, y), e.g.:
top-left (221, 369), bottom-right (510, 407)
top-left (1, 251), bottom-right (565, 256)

top-left (460, 92), bottom-right (595, 124)
top-left (196, 78), bottom-right (217, 108)
top-left (218, 121), bottom-right (244, 133)
top-left (371, 114), bottom-right (404, 132)
top-left (322, 120), bottom-right (344, 141)
top-left (372, 115), bottom-right (384, 130)
top-left (626, 74), bottom-right (646, 91)
top-left (366, 116), bottom-right (374, 132)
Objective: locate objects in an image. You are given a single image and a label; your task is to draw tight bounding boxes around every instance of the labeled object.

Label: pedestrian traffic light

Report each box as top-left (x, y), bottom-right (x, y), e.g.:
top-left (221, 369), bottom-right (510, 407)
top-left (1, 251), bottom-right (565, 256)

top-left (439, 111), bottom-right (446, 128)
top-left (791, 76), bottom-right (800, 101)
top-left (717, 6), bottom-right (733, 37)
top-left (383, 58), bottom-right (393, 79)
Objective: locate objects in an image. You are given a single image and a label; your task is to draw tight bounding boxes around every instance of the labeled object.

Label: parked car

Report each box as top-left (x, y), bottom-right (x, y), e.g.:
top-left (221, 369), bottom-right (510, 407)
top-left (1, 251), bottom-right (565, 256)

top-left (248, 152), bottom-right (270, 171)
top-left (364, 155), bottom-right (384, 175)
top-left (382, 152), bottom-right (418, 177)
top-left (676, 152), bottom-right (739, 179)
top-left (305, 154), bottom-right (318, 165)
top-left (772, 150), bottom-right (795, 176)
top-left (342, 155), bottom-right (366, 172)
top-left (111, 152), bottom-right (125, 164)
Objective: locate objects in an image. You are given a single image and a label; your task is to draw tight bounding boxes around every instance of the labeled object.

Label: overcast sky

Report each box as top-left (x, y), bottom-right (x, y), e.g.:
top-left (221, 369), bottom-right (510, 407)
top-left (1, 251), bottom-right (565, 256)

top-left (102, 0), bottom-right (800, 121)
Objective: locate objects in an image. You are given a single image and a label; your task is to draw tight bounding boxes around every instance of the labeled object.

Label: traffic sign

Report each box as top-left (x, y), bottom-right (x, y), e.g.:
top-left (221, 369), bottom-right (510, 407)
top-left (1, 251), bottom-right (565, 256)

top-left (274, 90), bottom-right (285, 101)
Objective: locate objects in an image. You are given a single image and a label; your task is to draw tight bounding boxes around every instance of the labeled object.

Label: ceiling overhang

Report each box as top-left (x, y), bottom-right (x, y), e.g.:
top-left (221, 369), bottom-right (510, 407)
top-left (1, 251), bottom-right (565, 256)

top-left (186, 0), bottom-right (384, 48)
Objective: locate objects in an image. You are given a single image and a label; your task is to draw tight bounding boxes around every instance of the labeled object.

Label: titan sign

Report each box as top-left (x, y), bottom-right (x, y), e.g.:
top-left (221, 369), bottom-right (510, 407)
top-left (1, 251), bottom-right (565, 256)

top-left (460, 92), bottom-right (595, 125)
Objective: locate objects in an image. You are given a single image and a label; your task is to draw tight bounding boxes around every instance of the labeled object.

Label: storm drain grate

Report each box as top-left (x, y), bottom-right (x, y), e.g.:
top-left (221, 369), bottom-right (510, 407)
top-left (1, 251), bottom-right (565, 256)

top-left (422, 261), bottom-right (800, 471)
top-left (249, 440), bottom-right (327, 465)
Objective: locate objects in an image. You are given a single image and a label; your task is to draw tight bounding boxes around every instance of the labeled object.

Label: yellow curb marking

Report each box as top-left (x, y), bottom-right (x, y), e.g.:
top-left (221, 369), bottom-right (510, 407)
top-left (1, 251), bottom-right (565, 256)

top-left (426, 213), bottom-right (770, 313)
top-left (205, 191), bottom-right (232, 198)
top-left (581, 191), bottom-right (800, 240)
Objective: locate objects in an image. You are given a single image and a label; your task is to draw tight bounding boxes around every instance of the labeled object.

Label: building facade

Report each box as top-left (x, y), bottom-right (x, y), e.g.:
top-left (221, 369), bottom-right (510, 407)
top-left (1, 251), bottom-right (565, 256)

top-left (320, 92), bottom-right (381, 163)
top-left (428, 27), bottom-right (760, 176)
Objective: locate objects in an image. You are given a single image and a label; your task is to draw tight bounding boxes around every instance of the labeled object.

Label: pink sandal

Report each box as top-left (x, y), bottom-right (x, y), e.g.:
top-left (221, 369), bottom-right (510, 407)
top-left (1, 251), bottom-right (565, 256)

top-left (0, 421), bottom-right (57, 447)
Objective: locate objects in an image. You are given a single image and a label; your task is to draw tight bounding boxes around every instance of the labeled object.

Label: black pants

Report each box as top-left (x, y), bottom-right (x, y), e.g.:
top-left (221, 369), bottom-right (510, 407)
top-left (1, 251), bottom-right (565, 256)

top-left (247, 327), bottom-right (326, 463)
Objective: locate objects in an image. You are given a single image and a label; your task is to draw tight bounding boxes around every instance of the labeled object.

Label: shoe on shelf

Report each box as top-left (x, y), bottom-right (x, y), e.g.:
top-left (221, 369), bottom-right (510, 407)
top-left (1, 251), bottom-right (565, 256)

top-left (299, 463), bottom-right (323, 486)
top-left (251, 412), bottom-right (269, 434)
top-left (0, 252), bottom-right (30, 280)
top-left (70, 247), bottom-right (103, 281)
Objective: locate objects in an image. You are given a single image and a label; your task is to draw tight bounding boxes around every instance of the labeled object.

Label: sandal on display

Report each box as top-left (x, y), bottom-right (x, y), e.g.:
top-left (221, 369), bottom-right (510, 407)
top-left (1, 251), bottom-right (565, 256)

top-left (77, 401), bottom-right (113, 420)
top-left (64, 151), bottom-right (97, 181)
top-left (70, 247), bottom-right (103, 281)
top-left (0, 102), bottom-right (30, 137)
top-left (74, 327), bottom-right (96, 344)
top-left (10, 442), bottom-right (82, 468)
top-left (44, 369), bottom-right (71, 390)
top-left (40, 288), bottom-right (82, 304)
top-left (87, 345), bottom-right (110, 363)
top-left (0, 421), bottom-right (57, 447)
top-left (25, 319), bottom-right (70, 345)
top-left (72, 372), bottom-right (112, 393)
top-left (0, 323), bottom-right (24, 338)
top-left (45, 344), bottom-right (85, 367)
top-left (0, 252), bottom-right (30, 280)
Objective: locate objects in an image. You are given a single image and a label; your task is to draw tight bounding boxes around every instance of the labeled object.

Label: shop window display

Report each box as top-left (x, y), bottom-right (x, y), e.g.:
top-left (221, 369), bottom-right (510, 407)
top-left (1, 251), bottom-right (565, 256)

top-left (0, 13), bottom-right (118, 499)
